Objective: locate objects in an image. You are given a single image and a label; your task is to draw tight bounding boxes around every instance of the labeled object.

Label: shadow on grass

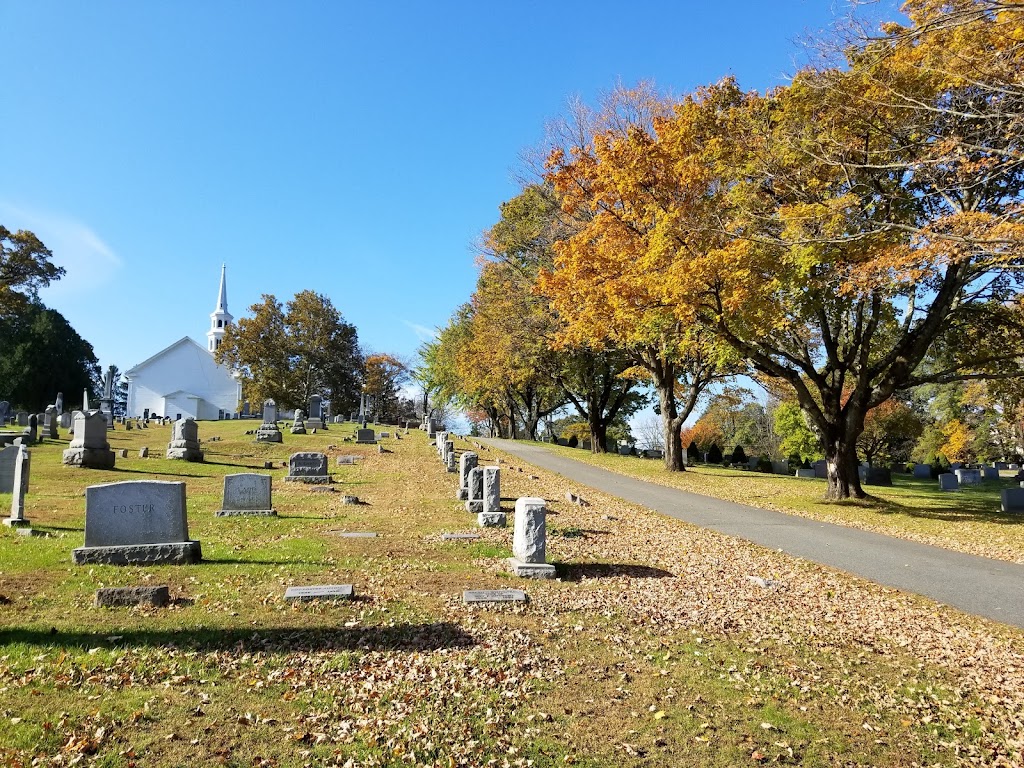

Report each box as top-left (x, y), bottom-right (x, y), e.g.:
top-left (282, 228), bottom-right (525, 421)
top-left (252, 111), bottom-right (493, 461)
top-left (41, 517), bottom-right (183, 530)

top-left (203, 557), bottom-right (331, 567)
top-left (557, 563), bottom-right (674, 581)
top-left (108, 467), bottom-right (209, 478)
top-left (825, 482), bottom-right (1024, 525)
top-left (0, 622), bottom-right (477, 652)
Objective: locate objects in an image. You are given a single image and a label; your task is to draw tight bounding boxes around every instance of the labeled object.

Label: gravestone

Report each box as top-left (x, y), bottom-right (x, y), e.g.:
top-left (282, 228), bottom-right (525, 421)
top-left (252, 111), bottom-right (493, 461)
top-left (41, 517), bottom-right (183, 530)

top-left (59, 412), bottom-right (72, 429)
top-left (71, 480), bottom-right (201, 565)
top-left (355, 429), bottom-right (376, 444)
top-left (284, 452), bottom-right (330, 483)
top-left (463, 589), bottom-right (527, 604)
top-left (938, 473), bottom-right (960, 491)
top-left (139, 447), bottom-right (149, 458)
top-left (1000, 488), bottom-right (1024, 514)
top-left (216, 473), bottom-right (276, 516)
top-left (290, 409), bottom-right (307, 435)
top-left (465, 467), bottom-right (484, 513)
top-left (436, 432), bottom-right (448, 457)
top-left (306, 394), bottom-right (325, 430)
top-left (2, 445), bottom-right (30, 527)
top-left (457, 452), bottom-right (478, 501)
top-left (772, 460), bottom-right (789, 475)
top-left (955, 468), bottom-right (981, 486)
top-left (16, 412), bottom-right (28, 427)
top-left (508, 497), bottom-right (556, 578)
top-left (166, 418), bottom-right (204, 462)
top-left (913, 464), bottom-right (932, 479)
top-left (62, 411), bottom-right (115, 469)
top-left (336, 455), bottom-right (359, 465)
top-left (284, 584), bottom-right (354, 602)
top-left (983, 465), bottom-right (1000, 481)
top-left (479, 466), bottom-right (504, 527)
top-left (0, 444), bottom-right (30, 494)
top-left (794, 468), bottom-right (815, 479)
top-left (255, 399), bottom-right (283, 443)
top-left (22, 414), bottom-right (38, 445)
top-left (863, 467), bottom-right (892, 486)
top-left (813, 460), bottom-right (827, 479)
top-left (0, 401), bottom-right (9, 425)
top-left (95, 585), bottom-right (170, 608)
top-left (445, 440), bottom-right (456, 472)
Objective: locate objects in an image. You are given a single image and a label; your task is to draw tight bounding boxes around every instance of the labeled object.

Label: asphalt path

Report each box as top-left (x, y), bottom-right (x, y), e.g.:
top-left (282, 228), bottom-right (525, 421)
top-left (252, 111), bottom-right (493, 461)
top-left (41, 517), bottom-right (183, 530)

top-left (479, 438), bottom-right (1024, 629)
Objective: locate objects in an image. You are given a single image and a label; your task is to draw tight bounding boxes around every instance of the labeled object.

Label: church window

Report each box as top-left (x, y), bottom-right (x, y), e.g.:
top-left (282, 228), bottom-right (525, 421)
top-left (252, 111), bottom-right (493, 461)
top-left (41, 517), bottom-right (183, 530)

top-left (218, 320), bottom-right (223, 328)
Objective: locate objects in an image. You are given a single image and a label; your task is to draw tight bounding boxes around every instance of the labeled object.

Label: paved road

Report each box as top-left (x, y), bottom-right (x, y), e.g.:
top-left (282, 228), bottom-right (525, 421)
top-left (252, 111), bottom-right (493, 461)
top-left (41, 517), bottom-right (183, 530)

top-left (480, 438), bottom-right (1024, 629)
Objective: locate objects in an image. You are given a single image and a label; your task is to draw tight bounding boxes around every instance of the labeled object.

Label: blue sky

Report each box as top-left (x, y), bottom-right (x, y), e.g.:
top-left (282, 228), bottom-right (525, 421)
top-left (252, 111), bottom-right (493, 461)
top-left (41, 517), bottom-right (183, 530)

top-left (1, 1), bottom-right (902, 382)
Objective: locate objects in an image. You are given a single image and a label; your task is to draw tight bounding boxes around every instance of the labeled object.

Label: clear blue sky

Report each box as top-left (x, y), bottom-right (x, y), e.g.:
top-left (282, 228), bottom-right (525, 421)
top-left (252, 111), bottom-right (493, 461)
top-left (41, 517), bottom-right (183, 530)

top-left (1, 1), bottom-right (902, 376)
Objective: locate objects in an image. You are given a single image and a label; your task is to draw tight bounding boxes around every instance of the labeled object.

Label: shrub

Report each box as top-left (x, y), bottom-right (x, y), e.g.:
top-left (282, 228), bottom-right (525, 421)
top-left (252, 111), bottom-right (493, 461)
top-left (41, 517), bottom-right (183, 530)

top-left (756, 456), bottom-right (773, 473)
top-left (687, 440), bottom-right (700, 463)
top-left (707, 443), bottom-right (723, 464)
top-left (567, 435), bottom-right (579, 448)
top-left (731, 445), bottom-right (748, 465)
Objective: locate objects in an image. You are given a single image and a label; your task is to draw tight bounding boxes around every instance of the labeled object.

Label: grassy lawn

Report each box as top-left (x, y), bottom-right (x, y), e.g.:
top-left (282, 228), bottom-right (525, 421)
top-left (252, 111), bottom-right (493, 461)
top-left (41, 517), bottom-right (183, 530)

top-left (511, 441), bottom-right (1024, 564)
top-left (0, 421), bottom-right (1021, 766)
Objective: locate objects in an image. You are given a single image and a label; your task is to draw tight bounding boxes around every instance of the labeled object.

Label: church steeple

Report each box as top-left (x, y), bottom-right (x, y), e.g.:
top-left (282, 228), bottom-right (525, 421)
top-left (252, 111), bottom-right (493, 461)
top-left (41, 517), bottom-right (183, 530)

top-left (207, 264), bottom-right (233, 353)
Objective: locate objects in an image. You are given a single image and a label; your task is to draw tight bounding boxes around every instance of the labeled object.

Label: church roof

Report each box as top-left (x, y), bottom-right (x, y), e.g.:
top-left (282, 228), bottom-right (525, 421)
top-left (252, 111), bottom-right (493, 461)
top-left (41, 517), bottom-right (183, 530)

top-left (162, 390), bottom-right (204, 399)
top-left (124, 336), bottom-right (209, 376)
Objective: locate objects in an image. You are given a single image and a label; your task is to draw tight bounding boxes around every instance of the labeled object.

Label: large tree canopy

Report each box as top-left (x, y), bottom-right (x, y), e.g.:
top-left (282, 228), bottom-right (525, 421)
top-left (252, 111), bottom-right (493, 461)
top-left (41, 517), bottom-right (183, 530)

top-left (0, 226), bottom-right (65, 316)
top-left (216, 290), bottom-right (362, 413)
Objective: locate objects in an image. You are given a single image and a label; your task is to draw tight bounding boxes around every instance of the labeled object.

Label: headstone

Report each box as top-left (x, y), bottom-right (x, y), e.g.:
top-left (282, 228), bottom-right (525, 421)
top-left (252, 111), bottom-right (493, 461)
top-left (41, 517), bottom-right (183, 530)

top-left (479, 466), bottom-right (505, 527)
top-left (242, 400), bottom-right (250, 416)
top-left (22, 413), bottom-right (38, 445)
top-left (95, 585), bottom-right (170, 608)
top-left (355, 429), bottom-right (376, 444)
top-left (465, 466), bottom-right (484, 513)
top-left (139, 447), bottom-right (149, 458)
top-left (255, 399), bottom-right (283, 443)
top-left (955, 468), bottom-right (981, 486)
top-left (812, 460), bottom-right (827, 479)
top-left (125, 420), bottom-right (133, 431)
top-left (165, 418), bottom-right (204, 461)
top-left (445, 440), bottom-right (456, 472)
top-left (913, 464), bottom-right (932, 479)
top-left (863, 467), bottom-right (892, 486)
top-left (62, 411), bottom-right (115, 469)
top-left (306, 394), bottom-right (325, 430)
top-left (938, 473), bottom-right (960, 491)
top-left (772, 460), bottom-right (789, 475)
top-left (334, 531), bottom-right (377, 538)
top-left (794, 468), bottom-right (815, 479)
top-left (983, 465), bottom-right (1000, 481)
top-left (290, 409), bottom-right (307, 435)
top-left (71, 480), bottom-right (201, 565)
top-left (463, 589), bottom-right (528, 604)
top-left (508, 497), bottom-right (556, 578)
top-left (0, 401), bottom-right (9, 425)
top-left (617, 444), bottom-right (631, 456)
top-left (2, 445), bottom-right (30, 527)
top-left (283, 584), bottom-right (354, 602)
top-left (16, 412), bottom-right (28, 427)
top-left (336, 455), bottom-right (359, 465)
top-left (457, 452), bottom-right (478, 501)
top-left (1000, 488), bottom-right (1024, 514)
top-left (0, 444), bottom-right (30, 494)
top-left (216, 473), bottom-right (276, 516)
top-left (284, 452), bottom-right (330, 483)
top-left (59, 412), bottom-right (72, 429)
top-left (117, 449), bottom-right (128, 458)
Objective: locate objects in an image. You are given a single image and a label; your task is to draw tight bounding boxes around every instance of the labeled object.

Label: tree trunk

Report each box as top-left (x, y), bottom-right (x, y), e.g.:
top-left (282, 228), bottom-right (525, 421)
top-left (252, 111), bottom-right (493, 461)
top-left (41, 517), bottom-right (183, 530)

top-left (656, 381), bottom-right (685, 471)
top-left (824, 433), bottom-right (865, 500)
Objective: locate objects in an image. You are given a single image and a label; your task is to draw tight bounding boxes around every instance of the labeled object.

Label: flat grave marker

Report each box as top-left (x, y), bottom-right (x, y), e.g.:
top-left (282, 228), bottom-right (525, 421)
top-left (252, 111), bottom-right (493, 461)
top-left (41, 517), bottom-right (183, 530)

top-left (283, 584), bottom-right (354, 602)
top-left (463, 589), bottom-right (528, 604)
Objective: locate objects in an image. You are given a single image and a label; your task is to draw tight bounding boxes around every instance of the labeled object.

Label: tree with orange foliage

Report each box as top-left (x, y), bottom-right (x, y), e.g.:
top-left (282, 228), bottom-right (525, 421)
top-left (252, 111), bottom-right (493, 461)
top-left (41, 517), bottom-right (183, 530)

top-left (363, 353), bottom-right (408, 423)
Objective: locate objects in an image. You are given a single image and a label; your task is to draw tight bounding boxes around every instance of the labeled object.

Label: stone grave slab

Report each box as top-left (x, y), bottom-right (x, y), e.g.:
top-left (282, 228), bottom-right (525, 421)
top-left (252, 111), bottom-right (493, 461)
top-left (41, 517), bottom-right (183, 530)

top-left (508, 497), bottom-right (555, 579)
top-left (913, 464), bottom-right (932, 479)
top-left (794, 468), bottom-right (815, 479)
top-left (1000, 488), bottom-right (1024, 514)
top-left (333, 531), bottom-right (378, 538)
top-left (95, 585), bottom-right (170, 608)
top-left (72, 480), bottom-right (201, 565)
top-left (284, 452), bottom-right (330, 483)
top-left (355, 429), bottom-right (377, 444)
top-left (938, 473), bottom-right (960, 491)
top-left (216, 473), bottom-right (276, 516)
top-left (283, 584), bottom-right (354, 602)
top-left (463, 589), bottom-right (528, 604)
top-left (441, 533), bottom-right (480, 541)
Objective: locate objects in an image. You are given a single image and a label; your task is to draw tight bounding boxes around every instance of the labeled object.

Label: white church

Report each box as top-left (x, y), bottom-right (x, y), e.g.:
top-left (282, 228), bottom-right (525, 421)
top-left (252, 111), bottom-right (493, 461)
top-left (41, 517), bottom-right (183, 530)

top-left (124, 265), bottom-right (243, 420)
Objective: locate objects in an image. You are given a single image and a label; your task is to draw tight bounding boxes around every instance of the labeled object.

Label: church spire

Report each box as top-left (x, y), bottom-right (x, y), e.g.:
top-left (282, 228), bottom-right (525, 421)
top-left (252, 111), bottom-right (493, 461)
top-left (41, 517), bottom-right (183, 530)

top-left (207, 264), bottom-right (233, 354)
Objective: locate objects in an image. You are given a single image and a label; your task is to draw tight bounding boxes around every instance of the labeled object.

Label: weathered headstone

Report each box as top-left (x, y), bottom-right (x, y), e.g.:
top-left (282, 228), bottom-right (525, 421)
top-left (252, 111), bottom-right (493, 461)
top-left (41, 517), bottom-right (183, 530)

top-left (441, 533), bottom-right (480, 541)
top-left (62, 411), bottom-right (115, 469)
top-left (465, 466), bottom-right (484, 513)
top-left (508, 497), bottom-right (556, 578)
top-left (939, 473), bottom-right (960, 491)
top-left (355, 429), bottom-right (376, 444)
top-left (479, 466), bottom-right (504, 527)
top-left (290, 409), bottom-right (307, 435)
top-left (72, 480), bottom-right (201, 565)
top-left (216, 473), bottom-right (276, 516)
top-left (283, 584), bottom-right (354, 602)
top-left (794, 468), bottom-right (815, 479)
top-left (59, 412), bottom-right (72, 429)
top-left (1000, 488), bottom-right (1024, 514)
top-left (16, 411), bottom-right (28, 427)
top-left (255, 399), bottom-right (283, 443)
top-left (284, 452), bottom-right (330, 483)
top-left (955, 468), bottom-right (981, 486)
top-left (445, 440), bottom-right (456, 472)
top-left (457, 452), bottom-right (478, 501)
top-left (22, 414), bottom-right (38, 445)
top-left (166, 418), bottom-right (204, 462)
top-left (2, 445), bottom-right (30, 527)
top-left (913, 463), bottom-right (932, 479)
top-left (95, 585), bottom-right (170, 608)
top-left (0, 444), bottom-right (30, 494)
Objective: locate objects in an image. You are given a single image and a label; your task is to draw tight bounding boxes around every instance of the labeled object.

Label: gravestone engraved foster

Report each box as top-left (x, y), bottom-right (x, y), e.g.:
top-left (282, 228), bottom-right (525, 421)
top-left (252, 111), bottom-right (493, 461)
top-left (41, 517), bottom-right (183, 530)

top-left (508, 497), bottom-right (556, 579)
top-left (72, 480), bottom-right (201, 565)
top-left (216, 473), bottom-right (276, 516)
top-left (284, 452), bottom-right (330, 483)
